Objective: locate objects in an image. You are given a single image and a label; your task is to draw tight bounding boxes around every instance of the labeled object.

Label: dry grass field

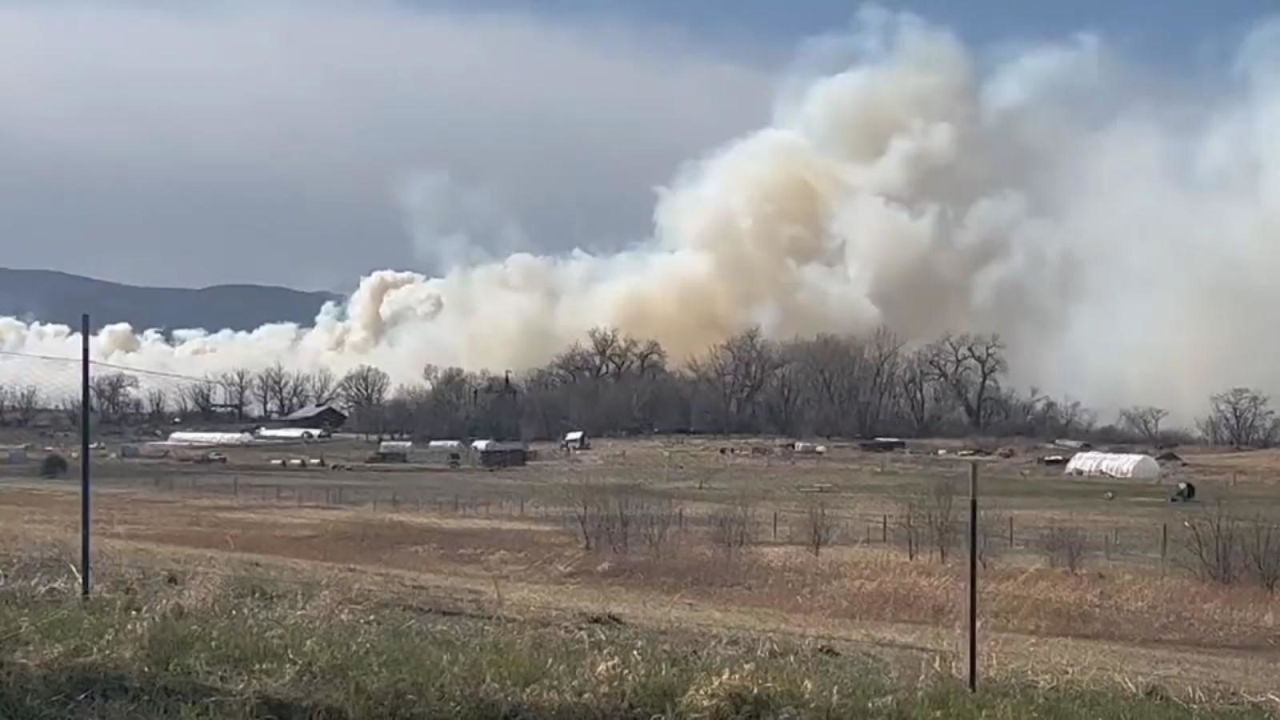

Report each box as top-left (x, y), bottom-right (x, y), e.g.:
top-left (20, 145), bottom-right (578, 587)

top-left (3, 434), bottom-right (1279, 716)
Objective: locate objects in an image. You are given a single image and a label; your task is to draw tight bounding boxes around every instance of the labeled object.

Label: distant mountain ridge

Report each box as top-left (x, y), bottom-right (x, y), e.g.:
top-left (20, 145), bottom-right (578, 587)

top-left (0, 267), bottom-right (342, 332)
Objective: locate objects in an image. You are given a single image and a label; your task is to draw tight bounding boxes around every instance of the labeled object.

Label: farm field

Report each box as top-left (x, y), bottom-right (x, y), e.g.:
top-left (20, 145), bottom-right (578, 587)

top-left (3, 434), bottom-right (1280, 716)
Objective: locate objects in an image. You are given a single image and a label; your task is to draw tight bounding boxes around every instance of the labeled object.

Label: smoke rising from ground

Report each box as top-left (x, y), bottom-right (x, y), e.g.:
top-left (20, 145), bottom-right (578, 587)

top-left (1, 8), bottom-right (1278, 420)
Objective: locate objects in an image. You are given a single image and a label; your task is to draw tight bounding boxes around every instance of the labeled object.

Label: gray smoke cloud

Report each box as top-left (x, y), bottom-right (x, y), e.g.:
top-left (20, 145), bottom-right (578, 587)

top-left (1, 7), bottom-right (1278, 422)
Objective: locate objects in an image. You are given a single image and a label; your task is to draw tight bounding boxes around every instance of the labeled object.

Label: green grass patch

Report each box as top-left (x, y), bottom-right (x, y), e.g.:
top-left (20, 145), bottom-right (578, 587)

top-left (0, 570), bottom-right (1268, 719)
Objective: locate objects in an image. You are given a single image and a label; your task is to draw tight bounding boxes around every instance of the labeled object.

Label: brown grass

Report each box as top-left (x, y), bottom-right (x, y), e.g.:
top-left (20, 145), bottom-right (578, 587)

top-left (3, 437), bottom-right (1280, 703)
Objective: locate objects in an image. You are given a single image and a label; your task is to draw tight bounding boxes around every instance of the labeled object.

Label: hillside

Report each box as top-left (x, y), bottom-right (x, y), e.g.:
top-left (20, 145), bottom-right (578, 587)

top-left (0, 267), bottom-right (340, 331)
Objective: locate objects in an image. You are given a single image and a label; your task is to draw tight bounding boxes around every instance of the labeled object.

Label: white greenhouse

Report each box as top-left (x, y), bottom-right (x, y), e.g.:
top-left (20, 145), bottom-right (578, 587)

top-left (1063, 452), bottom-right (1160, 480)
top-left (166, 431), bottom-right (255, 447)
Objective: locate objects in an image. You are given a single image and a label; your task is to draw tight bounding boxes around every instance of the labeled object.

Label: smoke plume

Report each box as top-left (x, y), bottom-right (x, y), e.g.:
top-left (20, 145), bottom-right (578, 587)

top-left (1, 9), bottom-right (1278, 421)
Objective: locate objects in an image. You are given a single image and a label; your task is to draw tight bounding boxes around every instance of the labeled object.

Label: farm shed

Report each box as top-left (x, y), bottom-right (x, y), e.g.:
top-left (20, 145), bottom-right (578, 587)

top-left (280, 403), bottom-right (347, 430)
top-left (1064, 452), bottom-right (1160, 479)
top-left (375, 441), bottom-right (413, 463)
top-left (472, 440), bottom-right (528, 468)
top-left (562, 430), bottom-right (590, 451)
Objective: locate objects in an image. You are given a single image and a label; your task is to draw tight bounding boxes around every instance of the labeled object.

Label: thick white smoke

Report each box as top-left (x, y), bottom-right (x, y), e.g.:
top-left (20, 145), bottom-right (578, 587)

top-left (1, 9), bottom-right (1278, 421)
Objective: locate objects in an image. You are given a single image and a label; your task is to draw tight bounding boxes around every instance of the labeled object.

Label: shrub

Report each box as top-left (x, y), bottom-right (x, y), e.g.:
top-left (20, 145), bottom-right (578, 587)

top-left (1182, 501), bottom-right (1243, 586)
top-left (40, 453), bottom-right (69, 479)
top-left (1039, 525), bottom-right (1089, 574)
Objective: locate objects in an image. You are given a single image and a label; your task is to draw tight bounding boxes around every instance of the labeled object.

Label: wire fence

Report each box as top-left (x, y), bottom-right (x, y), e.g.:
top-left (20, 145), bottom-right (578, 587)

top-left (0, 339), bottom-right (1273, 582)
top-left (3, 336), bottom-right (1280, 697)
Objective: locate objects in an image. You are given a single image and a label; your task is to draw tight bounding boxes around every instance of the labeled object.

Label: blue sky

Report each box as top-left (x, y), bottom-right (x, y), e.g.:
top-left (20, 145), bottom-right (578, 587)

top-left (415, 0), bottom-right (1275, 66)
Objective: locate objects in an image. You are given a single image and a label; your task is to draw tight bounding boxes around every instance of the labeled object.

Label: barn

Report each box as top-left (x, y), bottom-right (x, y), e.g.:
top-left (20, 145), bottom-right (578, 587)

top-left (281, 404), bottom-right (347, 431)
top-left (1063, 452), bottom-right (1160, 480)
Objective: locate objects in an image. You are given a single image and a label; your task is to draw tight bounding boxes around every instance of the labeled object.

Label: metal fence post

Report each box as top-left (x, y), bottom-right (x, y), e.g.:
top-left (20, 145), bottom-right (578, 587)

top-left (80, 313), bottom-right (92, 598)
top-left (967, 461), bottom-right (979, 692)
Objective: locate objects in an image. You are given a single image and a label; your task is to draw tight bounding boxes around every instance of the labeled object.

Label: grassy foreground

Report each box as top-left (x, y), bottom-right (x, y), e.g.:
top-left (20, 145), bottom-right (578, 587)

top-left (0, 559), bottom-right (1269, 720)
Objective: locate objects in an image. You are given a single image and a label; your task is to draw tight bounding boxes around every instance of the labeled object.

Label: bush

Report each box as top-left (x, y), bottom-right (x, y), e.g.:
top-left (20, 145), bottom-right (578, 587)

top-left (1242, 515), bottom-right (1280, 593)
top-left (1182, 501), bottom-right (1244, 586)
top-left (710, 500), bottom-right (755, 555)
top-left (803, 501), bottom-right (837, 557)
top-left (1039, 525), bottom-right (1089, 574)
top-left (40, 454), bottom-right (69, 479)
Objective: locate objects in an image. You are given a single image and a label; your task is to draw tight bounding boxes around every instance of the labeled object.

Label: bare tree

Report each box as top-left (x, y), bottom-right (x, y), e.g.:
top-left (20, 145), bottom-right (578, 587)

top-left (763, 354), bottom-right (805, 436)
top-left (923, 333), bottom-right (1006, 430)
top-left (1051, 396), bottom-right (1095, 437)
top-left (255, 364), bottom-right (286, 418)
top-left (90, 372), bottom-right (140, 424)
top-left (13, 386), bottom-right (40, 428)
top-left (145, 388), bottom-right (169, 424)
top-left (307, 368), bottom-right (337, 405)
top-left (1120, 406), bottom-right (1169, 443)
top-left (59, 395), bottom-right (82, 427)
top-left (899, 350), bottom-right (946, 436)
top-left (219, 369), bottom-right (254, 421)
top-left (339, 365), bottom-right (392, 437)
top-left (804, 501), bottom-right (837, 557)
top-left (1198, 388), bottom-right (1278, 448)
top-left (793, 334), bottom-right (863, 437)
top-left (690, 328), bottom-right (780, 433)
top-left (180, 381), bottom-right (217, 420)
top-left (854, 327), bottom-right (904, 436)
top-left (171, 387), bottom-right (192, 419)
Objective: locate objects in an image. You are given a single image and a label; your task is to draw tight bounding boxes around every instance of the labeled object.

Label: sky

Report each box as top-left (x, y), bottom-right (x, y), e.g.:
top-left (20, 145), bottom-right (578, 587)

top-left (0, 0), bottom-right (1275, 291)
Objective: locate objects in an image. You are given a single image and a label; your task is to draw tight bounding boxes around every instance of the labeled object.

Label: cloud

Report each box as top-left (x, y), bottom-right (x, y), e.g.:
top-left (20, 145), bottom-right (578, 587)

top-left (0, 1), bottom-right (773, 288)
top-left (2, 5), bottom-right (1280, 425)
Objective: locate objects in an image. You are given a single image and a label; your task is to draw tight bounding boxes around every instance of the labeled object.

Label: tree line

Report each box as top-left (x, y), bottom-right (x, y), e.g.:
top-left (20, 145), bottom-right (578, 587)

top-left (0, 326), bottom-right (1277, 445)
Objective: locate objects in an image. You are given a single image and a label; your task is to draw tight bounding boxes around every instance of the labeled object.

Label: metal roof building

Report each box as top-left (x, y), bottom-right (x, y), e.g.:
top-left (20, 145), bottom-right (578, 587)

top-left (280, 403), bottom-right (347, 430)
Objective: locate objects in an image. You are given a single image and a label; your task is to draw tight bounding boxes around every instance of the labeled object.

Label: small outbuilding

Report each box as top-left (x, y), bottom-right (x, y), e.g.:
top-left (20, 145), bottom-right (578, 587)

top-left (561, 430), bottom-right (590, 451)
top-left (472, 440), bottom-right (528, 468)
top-left (1064, 451), bottom-right (1160, 480)
top-left (374, 440), bottom-right (413, 463)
